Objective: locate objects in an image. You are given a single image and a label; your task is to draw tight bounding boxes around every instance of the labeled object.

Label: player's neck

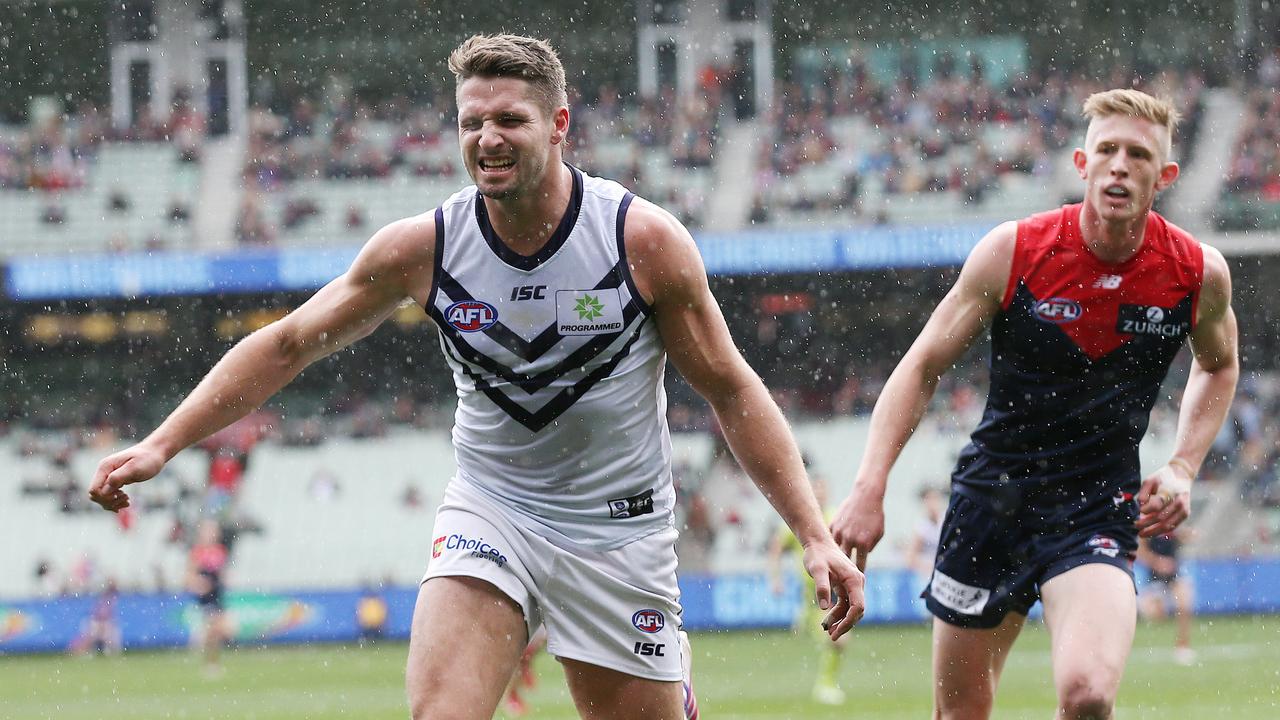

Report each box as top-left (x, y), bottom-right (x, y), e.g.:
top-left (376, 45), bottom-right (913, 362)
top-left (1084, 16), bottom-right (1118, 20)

top-left (1078, 202), bottom-right (1148, 265)
top-left (481, 162), bottom-right (573, 256)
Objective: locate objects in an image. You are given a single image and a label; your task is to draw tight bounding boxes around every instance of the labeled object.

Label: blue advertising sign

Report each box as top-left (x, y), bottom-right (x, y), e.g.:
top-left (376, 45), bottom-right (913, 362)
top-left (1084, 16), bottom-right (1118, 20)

top-left (3, 223), bottom-right (998, 300)
top-left (3, 557), bottom-right (1276, 654)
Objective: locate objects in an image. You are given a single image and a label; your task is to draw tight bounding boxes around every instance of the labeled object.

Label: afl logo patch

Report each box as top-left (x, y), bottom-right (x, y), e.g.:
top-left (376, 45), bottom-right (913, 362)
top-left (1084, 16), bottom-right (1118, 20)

top-left (445, 300), bottom-right (498, 333)
top-left (1033, 297), bottom-right (1082, 324)
top-left (632, 609), bottom-right (665, 634)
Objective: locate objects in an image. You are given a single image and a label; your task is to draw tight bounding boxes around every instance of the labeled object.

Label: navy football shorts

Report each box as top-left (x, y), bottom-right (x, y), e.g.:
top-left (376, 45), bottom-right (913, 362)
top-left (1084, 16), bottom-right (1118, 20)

top-left (923, 488), bottom-right (1138, 629)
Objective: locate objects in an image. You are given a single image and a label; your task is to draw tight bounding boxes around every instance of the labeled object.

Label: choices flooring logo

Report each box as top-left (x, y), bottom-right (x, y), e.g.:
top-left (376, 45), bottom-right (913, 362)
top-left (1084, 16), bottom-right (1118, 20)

top-left (0, 607), bottom-right (36, 643)
top-left (180, 594), bottom-right (318, 640)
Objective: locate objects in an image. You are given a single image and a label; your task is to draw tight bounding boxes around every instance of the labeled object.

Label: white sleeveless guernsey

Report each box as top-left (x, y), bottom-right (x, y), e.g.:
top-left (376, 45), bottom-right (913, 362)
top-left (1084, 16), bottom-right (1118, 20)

top-left (427, 165), bottom-right (673, 551)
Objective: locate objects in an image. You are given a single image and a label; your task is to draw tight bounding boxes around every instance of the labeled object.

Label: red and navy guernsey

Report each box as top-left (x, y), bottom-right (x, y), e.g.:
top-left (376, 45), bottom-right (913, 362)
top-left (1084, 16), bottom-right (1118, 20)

top-left (953, 204), bottom-right (1203, 519)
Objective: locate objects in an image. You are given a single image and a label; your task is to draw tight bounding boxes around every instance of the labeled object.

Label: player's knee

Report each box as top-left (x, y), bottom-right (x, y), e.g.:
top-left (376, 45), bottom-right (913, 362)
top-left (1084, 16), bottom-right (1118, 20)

top-left (406, 675), bottom-right (453, 720)
top-left (407, 690), bottom-right (463, 720)
top-left (1057, 673), bottom-right (1116, 720)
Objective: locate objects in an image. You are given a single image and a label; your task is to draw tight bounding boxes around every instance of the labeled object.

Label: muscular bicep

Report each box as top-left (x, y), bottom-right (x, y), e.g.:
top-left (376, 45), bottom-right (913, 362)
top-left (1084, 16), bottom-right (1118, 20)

top-left (898, 222), bottom-right (1015, 376)
top-left (653, 248), bottom-right (758, 399)
top-left (625, 200), bottom-right (758, 400)
top-left (270, 214), bottom-right (435, 364)
top-left (1189, 245), bottom-right (1238, 372)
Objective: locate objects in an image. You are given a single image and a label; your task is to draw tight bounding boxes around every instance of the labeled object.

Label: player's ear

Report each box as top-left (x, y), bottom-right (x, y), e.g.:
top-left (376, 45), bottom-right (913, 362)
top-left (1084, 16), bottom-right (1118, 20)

top-left (551, 106), bottom-right (570, 145)
top-left (1072, 148), bottom-right (1087, 179)
top-left (1154, 161), bottom-right (1179, 192)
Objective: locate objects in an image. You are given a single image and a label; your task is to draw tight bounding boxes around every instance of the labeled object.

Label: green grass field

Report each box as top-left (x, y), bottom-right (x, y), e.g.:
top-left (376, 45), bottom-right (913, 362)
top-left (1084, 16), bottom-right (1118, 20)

top-left (3, 616), bottom-right (1278, 719)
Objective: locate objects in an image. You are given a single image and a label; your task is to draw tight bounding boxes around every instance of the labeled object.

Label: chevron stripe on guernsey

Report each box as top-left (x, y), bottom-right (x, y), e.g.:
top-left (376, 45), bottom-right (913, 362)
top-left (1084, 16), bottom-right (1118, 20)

top-left (440, 312), bottom-right (650, 432)
top-left (432, 262), bottom-right (632, 364)
top-left (432, 300), bottom-right (644, 396)
top-left (430, 164), bottom-right (673, 551)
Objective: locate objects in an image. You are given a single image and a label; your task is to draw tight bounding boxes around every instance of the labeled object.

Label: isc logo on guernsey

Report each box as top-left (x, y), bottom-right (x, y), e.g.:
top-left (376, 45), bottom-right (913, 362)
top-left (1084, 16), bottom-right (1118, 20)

top-left (432, 533), bottom-right (508, 568)
top-left (445, 300), bottom-right (498, 332)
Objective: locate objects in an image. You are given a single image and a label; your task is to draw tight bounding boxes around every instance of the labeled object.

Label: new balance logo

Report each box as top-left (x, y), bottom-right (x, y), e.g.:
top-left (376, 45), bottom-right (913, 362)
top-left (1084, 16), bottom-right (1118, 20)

top-left (1093, 274), bottom-right (1123, 289)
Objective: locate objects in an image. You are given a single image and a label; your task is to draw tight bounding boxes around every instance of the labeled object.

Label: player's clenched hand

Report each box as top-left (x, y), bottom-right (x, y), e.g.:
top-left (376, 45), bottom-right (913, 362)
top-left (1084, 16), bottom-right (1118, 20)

top-left (829, 480), bottom-right (885, 572)
top-left (88, 444), bottom-right (167, 513)
top-left (803, 540), bottom-right (865, 641)
top-left (1136, 463), bottom-right (1192, 538)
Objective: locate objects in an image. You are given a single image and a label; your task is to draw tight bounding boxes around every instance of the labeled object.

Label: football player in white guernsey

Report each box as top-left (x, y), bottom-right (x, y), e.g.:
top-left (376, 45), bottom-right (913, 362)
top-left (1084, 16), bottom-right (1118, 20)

top-left (88, 34), bottom-right (866, 720)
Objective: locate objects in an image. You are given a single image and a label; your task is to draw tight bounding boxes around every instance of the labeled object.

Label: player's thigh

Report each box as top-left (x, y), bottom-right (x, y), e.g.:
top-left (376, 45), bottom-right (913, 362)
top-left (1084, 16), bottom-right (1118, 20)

top-left (540, 527), bottom-right (684, 683)
top-left (561, 657), bottom-right (685, 720)
top-left (1041, 563), bottom-right (1136, 704)
top-left (932, 612), bottom-right (1025, 717)
top-left (406, 576), bottom-right (528, 720)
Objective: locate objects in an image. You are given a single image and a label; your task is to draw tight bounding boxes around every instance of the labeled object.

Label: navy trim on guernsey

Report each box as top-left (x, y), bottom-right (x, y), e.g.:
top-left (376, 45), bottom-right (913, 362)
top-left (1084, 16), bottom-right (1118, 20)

top-left (432, 264), bottom-right (636, 363)
top-left (474, 163), bottom-right (584, 272)
top-left (426, 206), bottom-right (446, 310)
top-left (614, 192), bottom-right (653, 315)
top-left (430, 285), bottom-right (643, 394)
top-left (439, 314), bottom-right (651, 432)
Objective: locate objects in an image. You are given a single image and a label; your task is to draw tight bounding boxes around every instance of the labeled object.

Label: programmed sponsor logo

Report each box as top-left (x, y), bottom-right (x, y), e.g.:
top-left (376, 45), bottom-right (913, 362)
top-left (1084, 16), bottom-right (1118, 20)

top-left (1088, 534), bottom-right (1121, 558)
top-left (1116, 304), bottom-right (1189, 338)
top-left (445, 300), bottom-right (499, 333)
top-left (439, 533), bottom-right (508, 568)
top-left (632, 609), bottom-right (665, 634)
top-left (556, 288), bottom-right (625, 335)
top-left (929, 570), bottom-right (991, 616)
top-left (1033, 297), bottom-right (1083, 324)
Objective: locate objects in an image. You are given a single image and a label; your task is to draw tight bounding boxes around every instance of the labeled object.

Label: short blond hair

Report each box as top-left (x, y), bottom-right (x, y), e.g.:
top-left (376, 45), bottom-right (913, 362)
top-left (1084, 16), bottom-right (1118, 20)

top-left (1082, 89), bottom-right (1181, 136)
top-left (448, 34), bottom-right (568, 115)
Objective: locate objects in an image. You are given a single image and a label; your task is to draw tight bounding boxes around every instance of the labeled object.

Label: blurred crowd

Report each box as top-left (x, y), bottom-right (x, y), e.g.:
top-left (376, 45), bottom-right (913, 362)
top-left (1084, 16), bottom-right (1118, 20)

top-left (235, 80), bottom-right (722, 245)
top-left (10, 58), bottom-right (1277, 248)
top-left (0, 90), bottom-right (205, 192)
top-left (1223, 49), bottom-right (1280, 199)
top-left (752, 62), bottom-right (1207, 221)
top-left (0, 90), bottom-right (206, 254)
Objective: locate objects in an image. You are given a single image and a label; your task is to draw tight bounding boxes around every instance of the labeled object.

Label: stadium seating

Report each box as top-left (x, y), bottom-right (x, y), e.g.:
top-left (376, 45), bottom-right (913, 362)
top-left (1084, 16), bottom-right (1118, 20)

top-left (0, 412), bottom-right (1190, 599)
top-left (0, 142), bottom-right (200, 257)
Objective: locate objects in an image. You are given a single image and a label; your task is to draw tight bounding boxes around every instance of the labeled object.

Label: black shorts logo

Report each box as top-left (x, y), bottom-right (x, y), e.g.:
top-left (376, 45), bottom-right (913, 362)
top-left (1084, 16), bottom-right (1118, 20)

top-left (607, 489), bottom-right (655, 519)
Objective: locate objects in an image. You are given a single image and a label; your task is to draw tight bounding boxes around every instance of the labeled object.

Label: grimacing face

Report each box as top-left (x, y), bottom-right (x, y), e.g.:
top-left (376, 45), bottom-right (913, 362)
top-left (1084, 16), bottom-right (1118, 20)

top-left (456, 76), bottom-right (568, 202)
top-left (1073, 114), bottom-right (1179, 226)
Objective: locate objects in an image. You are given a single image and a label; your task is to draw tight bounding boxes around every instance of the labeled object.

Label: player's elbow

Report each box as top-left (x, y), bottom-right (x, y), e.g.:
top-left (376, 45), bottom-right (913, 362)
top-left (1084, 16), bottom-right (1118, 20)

top-left (258, 323), bottom-right (313, 374)
top-left (693, 364), bottom-right (762, 415)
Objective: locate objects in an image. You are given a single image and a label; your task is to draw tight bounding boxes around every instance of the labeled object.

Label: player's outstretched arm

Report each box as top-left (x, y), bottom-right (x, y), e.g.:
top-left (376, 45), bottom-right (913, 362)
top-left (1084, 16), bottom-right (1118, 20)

top-left (1137, 244), bottom-right (1238, 537)
top-left (830, 222), bottom-right (1015, 567)
top-left (89, 214), bottom-right (437, 512)
top-left (624, 198), bottom-right (864, 639)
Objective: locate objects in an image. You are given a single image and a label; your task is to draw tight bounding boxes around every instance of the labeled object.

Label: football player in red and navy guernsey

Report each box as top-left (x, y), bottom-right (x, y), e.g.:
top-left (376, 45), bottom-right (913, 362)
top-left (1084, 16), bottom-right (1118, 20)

top-left (830, 88), bottom-right (1238, 719)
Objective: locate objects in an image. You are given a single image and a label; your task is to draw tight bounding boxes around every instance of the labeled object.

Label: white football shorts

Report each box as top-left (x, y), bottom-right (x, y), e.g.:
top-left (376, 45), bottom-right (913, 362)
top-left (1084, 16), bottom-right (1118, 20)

top-left (423, 480), bottom-right (685, 681)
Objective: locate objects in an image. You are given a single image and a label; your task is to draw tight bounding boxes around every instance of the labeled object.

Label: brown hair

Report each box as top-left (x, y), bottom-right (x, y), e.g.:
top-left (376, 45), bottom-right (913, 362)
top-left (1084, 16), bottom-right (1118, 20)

top-left (448, 34), bottom-right (568, 114)
top-left (1082, 89), bottom-right (1181, 138)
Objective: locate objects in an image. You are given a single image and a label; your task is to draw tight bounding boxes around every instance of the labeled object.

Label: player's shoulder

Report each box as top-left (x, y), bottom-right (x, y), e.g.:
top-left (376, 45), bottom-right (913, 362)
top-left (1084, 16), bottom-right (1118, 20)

top-left (960, 220), bottom-right (1017, 277)
top-left (345, 208), bottom-right (440, 303)
top-left (1149, 210), bottom-right (1202, 257)
top-left (620, 194), bottom-right (695, 261)
top-left (577, 166), bottom-right (631, 205)
top-left (1013, 203), bottom-right (1075, 250)
top-left (1148, 210), bottom-right (1223, 281)
top-left (363, 210), bottom-right (439, 265)
top-left (617, 195), bottom-right (702, 306)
